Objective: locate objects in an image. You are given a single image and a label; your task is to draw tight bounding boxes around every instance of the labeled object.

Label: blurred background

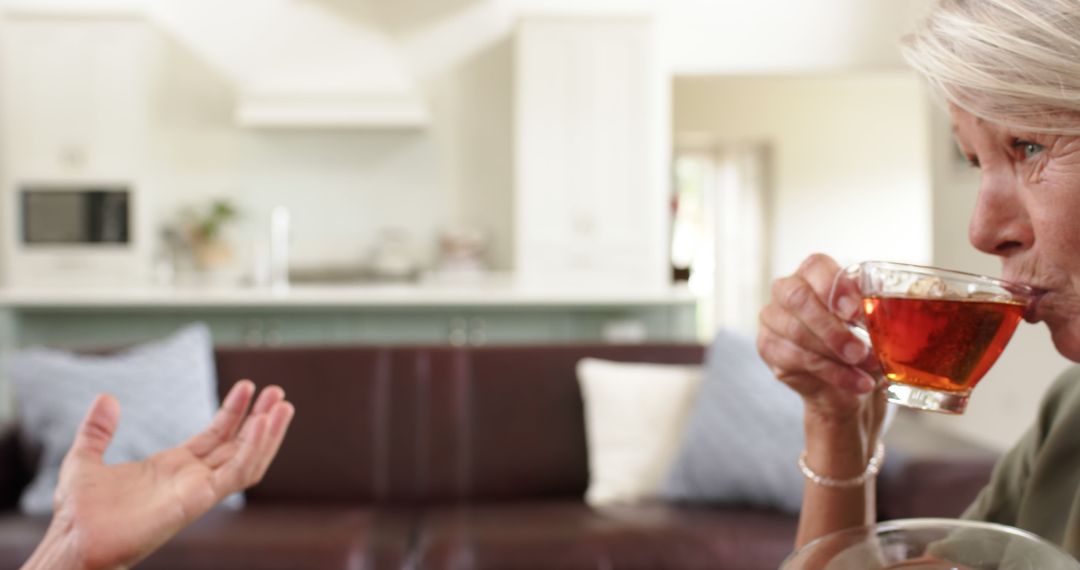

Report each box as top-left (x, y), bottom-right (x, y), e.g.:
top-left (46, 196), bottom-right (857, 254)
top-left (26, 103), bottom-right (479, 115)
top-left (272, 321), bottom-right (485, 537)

top-left (0, 0), bottom-right (1067, 453)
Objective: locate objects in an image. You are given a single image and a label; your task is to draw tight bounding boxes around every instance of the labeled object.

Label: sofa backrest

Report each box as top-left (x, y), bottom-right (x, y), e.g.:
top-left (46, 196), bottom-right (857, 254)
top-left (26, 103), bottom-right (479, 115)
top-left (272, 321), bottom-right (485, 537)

top-left (214, 344), bottom-right (705, 506)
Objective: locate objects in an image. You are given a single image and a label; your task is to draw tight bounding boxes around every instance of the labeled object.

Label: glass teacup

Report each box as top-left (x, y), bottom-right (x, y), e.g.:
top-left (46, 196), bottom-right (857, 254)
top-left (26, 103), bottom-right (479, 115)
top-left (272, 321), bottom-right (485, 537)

top-left (828, 261), bottom-right (1038, 414)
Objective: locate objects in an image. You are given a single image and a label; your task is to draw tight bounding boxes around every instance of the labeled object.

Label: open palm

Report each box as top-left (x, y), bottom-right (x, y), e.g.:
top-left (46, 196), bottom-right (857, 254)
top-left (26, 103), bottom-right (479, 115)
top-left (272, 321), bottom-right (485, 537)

top-left (24, 381), bottom-right (294, 570)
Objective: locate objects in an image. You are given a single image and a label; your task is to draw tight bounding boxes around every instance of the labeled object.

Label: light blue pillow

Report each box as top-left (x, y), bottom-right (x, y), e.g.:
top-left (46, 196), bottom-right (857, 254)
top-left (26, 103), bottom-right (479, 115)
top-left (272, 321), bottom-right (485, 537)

top-left (660, 329), bottom-right (806, 513)
top-left (9, 323), bottom-right (240, 514)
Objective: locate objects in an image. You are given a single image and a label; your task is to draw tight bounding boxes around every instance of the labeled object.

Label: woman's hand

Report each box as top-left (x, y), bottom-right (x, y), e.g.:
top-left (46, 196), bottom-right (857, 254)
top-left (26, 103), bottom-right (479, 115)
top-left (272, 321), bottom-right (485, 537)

top-left (757, 253), bottom-right (881, 422)
top-left (22, 380), bottom-right (295, 570)
top-left (758, 253), bottom-right (888, 546)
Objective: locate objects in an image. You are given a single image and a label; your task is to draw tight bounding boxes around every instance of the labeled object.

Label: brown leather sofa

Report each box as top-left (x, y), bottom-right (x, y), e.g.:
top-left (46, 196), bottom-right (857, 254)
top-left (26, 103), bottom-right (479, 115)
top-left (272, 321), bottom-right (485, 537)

top-left (0, 344), bottom-right (998, 569)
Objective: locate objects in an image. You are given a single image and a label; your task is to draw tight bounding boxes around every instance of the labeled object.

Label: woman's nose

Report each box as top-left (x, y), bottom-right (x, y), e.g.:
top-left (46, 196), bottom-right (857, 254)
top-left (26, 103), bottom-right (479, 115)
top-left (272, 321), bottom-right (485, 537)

top-left (968, 172), bottom-right (1033, 256)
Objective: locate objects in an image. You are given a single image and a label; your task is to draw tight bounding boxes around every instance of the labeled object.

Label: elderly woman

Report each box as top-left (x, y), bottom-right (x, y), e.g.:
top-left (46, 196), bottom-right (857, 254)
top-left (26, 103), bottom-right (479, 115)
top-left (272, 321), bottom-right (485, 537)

top-left (758, 0), bottom-right (1080, 555)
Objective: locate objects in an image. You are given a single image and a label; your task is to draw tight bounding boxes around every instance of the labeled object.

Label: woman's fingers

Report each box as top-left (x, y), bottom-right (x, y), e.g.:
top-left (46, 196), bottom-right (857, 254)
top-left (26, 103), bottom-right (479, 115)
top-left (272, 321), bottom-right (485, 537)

top-left (249, 402), bottom-right (295, 484)
top-left (68, 394), bottom-right (122, 463)
top-left (251, 385), bottom-right (285, 416)
top-left (203, 386), bottom-right (294, 493)
top-left (759, 303), bottom-right (833, 358)
top-left (213, 414), bottom-right (268, 493)
top-left (185, 380), bottom-right (255, 457)
top-left (202, 441), bottom-right (237, 470)
top-left (757, 324), bottom-right (875, 394)
top-left (772, 273), bottom-right (868, 366)
top-left (757, 254), bottom-right (876, 394)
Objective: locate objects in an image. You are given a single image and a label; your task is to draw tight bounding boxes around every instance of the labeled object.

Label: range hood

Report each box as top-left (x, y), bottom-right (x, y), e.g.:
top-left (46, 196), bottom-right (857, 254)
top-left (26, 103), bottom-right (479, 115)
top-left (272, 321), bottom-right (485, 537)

top-left (152, 0), bottom-right (428, 129)
top-left (236, 89), bottom-right (427, 129)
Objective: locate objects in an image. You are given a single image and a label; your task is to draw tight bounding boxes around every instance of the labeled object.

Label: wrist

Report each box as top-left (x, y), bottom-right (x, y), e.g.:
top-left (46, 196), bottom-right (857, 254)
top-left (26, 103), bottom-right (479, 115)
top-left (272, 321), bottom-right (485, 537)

top-left (22, 519), bottom-right (85, 570)
top-left (799, 443), bottom-right (885, 488)
top-left (803, 409), bottom-right (875, 480)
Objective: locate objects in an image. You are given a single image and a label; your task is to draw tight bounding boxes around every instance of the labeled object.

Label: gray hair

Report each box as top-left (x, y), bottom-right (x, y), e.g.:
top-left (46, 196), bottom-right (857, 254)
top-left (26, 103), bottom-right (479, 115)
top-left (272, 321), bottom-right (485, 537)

top-left (902, 0), bottom-right (1080, 134)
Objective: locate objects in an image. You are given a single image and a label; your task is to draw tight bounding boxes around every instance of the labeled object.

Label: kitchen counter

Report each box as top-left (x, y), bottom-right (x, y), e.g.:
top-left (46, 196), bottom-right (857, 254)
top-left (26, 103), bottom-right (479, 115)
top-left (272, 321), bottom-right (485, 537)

top-left (0, 282), bottom-right (699, 309)
top-left (0, 279), bottom-right (700, 359)
top-left (0, 279), bottom-right (700, 414)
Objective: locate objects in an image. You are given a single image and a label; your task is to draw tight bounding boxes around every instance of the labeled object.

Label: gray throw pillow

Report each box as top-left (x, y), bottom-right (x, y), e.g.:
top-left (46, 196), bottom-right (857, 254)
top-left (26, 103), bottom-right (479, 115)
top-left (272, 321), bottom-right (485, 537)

top-left (660, 328), bottom-right (806, 513)
top-left (9, 323), bottom-right (240, 514)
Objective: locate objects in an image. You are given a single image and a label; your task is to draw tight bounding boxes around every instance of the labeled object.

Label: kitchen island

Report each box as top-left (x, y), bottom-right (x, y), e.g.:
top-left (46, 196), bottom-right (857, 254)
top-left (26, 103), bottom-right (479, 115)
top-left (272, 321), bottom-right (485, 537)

top-left (0, 281), bottom-right (699, 349)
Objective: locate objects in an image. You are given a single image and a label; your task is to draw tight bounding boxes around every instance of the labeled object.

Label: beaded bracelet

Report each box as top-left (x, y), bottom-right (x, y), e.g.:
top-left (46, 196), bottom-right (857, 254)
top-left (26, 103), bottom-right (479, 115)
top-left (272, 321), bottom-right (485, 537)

top-left (797, 443), bottom-right (886, 488)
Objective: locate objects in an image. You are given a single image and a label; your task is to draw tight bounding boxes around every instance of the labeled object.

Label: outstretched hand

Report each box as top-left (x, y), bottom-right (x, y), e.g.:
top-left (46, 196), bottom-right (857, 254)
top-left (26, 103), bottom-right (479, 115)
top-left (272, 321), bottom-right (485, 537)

top-left (22, 380), bottom-right (295, 570)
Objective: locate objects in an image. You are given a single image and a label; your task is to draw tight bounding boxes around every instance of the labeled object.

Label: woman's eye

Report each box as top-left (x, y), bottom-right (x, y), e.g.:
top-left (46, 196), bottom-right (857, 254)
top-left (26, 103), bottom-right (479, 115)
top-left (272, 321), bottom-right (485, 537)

top-left (1014, 140), bottom-right (1045, 160)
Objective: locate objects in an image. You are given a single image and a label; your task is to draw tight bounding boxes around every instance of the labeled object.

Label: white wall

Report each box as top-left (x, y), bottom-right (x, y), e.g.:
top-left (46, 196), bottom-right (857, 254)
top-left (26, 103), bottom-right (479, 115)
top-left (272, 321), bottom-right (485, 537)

top-left (673, 74), bottom-right (933, 281)
top-left (146, 39), bottom-right (450, 271)
top-left (145, 0), bottom-right (518, 272)
top-left (660, 0), bottom-right (933, 74)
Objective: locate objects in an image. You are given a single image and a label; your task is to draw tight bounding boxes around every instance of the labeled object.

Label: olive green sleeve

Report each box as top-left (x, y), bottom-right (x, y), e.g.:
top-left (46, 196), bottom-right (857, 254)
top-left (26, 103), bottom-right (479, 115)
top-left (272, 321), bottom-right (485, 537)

top-left (960, 423), bottom-right (1037, 524)
top-left (960, 367), bottom-right (1080, 524)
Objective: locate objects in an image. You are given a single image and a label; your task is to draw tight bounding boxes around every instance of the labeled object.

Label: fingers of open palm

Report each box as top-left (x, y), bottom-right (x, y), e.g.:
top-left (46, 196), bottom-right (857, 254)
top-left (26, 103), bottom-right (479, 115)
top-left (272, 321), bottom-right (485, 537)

top-left (203, 441), bottom-right (238, 470)
top-left (771, 267), bottom-right (867, 367)
top-left (70, 394), bottom-right (122, 463)
top-left (252, 385), bottom-right (285, 415)
top-left (757, 329), bottom-right (873, 395)
top-left (221, 400), bottom-right (294, 491)
top-left (249, 401), bottom-right (295, 483)
top-left (214, 414), bottom-right (268, 493)
top-left (203, 389), bottom-right (290, 474)
top-left (185, 380), bottom-right (255, 457)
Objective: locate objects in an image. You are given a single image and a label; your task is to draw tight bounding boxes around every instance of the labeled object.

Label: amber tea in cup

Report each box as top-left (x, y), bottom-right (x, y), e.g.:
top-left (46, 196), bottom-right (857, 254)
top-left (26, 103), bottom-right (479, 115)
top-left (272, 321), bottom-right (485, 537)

top-left (829, 262), bottom-right (1037, 414)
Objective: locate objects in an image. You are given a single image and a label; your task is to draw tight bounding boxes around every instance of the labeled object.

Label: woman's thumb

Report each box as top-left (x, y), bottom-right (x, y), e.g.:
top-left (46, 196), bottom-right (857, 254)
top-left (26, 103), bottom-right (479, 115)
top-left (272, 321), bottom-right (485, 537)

top-left (70, 394), bottom-right (121, 462)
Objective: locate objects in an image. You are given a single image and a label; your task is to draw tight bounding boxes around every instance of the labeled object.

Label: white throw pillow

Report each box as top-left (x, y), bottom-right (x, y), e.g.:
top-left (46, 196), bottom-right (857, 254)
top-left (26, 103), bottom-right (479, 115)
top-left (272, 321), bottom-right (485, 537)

top-left (576, 358), bottom-right (702, 506)
top-left (8, 323), bottom-right (240, 514)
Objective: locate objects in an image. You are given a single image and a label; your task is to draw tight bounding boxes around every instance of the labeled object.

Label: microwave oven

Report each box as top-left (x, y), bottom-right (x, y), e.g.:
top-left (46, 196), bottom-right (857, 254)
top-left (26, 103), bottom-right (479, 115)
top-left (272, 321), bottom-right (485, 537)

top-left (21, 185), bottom-right (131, 245)
top-left (5, 183), bottom-right (148, 287)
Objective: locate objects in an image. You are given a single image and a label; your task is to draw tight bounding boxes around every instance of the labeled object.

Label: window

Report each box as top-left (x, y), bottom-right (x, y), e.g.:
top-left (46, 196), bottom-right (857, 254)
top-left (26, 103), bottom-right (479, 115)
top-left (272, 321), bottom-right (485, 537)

top-left (673, 140), bottom-right (771, 338)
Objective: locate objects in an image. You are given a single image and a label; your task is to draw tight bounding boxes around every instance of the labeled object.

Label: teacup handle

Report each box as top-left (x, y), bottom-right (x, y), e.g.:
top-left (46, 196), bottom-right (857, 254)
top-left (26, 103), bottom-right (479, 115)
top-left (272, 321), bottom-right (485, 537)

top-left (828, 262), bottom-right (872, 347)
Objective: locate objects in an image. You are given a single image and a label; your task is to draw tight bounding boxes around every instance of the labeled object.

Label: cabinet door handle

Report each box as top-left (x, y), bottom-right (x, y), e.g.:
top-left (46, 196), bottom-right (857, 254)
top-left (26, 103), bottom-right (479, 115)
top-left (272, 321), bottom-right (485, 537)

top-left (265, 321), bottom-right (283, 346)
top-left (245, 319), bottom-right (265, 347)
top-left (448, 317), bottom-right (469, 346)
top-left (468, 318), bottom-right (487, 346)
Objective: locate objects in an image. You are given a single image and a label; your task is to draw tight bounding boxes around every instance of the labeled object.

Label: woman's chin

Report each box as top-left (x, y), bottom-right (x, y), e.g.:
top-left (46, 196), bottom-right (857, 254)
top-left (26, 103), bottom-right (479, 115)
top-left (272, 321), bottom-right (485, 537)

top-left (1048, 322), bottom-right (1080, 363)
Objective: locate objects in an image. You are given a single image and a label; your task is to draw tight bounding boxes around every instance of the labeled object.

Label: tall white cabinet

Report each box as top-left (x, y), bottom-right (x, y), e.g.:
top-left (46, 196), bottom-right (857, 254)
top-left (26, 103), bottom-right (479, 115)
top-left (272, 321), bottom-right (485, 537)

top-left (0, 12), bottom-right (157, 286)
top-left (514, 17), bottom-right (670, 291)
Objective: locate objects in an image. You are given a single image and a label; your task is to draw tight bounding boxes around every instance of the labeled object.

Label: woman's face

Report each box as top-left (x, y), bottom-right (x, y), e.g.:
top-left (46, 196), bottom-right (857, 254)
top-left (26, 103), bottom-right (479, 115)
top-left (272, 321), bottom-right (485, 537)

top-left (951, 105), bottom-right (1080, 361)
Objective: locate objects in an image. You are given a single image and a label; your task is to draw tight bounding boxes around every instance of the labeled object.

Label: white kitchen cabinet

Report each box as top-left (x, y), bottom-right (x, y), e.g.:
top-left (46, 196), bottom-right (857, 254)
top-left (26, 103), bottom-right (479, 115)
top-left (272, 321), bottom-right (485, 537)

top-left (514, 17), bottom-right (670, 291)
top-left (0, 13), bottom-right (158, 287)
top-left (1, 14), bottom-right (155, 179)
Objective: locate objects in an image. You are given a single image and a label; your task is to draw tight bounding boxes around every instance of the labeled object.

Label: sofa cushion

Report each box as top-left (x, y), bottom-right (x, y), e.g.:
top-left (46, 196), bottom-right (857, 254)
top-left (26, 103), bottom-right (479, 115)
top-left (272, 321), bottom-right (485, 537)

top-left (576, 358), bottom-right (702, 506)
top-left (140, 506), bottom-right (415, 570)
top-left (415, 501), bottom-right (797, 569)
top-left (9, 323), bottom-right (229, 514)
top-left (662, 329), bottom-right (806, 513)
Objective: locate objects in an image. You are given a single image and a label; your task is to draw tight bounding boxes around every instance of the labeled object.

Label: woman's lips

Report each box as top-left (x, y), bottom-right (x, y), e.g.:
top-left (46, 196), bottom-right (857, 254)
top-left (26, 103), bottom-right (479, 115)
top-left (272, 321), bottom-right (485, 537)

top-left (1023, 289), bottom-right (1050, 323)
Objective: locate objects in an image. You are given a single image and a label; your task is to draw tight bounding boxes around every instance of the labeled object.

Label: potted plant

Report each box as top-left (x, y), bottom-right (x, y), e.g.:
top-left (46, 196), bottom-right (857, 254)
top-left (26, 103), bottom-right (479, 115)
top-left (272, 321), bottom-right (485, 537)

top-left (179, 199), bottom-right (240, 272)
